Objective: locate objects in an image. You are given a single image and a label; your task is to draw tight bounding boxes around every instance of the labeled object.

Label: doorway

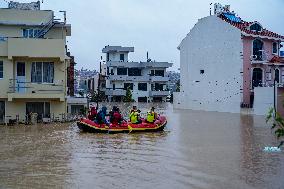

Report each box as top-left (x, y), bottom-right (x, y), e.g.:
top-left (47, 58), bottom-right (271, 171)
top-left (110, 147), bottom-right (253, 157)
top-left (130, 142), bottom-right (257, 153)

top-left (252, 68), bottom-right (263, 88)
top-left (26, 102), bottom-right (50, 121)
top-left (16, 62), bottom-right (26, 93)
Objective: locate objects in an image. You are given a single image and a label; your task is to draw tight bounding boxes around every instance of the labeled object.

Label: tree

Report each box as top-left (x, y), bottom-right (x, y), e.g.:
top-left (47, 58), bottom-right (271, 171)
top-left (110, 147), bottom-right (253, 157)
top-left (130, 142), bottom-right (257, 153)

top-left (176, 79), bottom-right (180, 92)
top-left (266, 108), bottom-right (284, 147)
top-left (123, 87), bottom-right (134, 102)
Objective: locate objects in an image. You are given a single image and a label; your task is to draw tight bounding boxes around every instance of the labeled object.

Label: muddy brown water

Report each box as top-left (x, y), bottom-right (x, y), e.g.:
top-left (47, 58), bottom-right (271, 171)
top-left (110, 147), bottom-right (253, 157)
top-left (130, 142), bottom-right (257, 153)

top-left (0, 103), bottom-right (283, 189)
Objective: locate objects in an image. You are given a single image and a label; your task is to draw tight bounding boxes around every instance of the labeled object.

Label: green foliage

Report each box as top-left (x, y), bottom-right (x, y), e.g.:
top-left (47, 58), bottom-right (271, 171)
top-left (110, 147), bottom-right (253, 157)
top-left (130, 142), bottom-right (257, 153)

top-left (176, 79), bottom-right (180, 92)
top-left (123, 87), bottom-right (134, 102)
top-left (90, 91), bottom-right (106, 102)
top-left (266, 108), bottom-right (284, 147)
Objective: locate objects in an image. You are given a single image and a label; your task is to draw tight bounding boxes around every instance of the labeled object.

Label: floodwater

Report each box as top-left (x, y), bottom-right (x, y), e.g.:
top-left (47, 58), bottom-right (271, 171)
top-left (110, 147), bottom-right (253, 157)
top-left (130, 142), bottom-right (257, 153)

top-left (0, 103), bottom-right (283, 189)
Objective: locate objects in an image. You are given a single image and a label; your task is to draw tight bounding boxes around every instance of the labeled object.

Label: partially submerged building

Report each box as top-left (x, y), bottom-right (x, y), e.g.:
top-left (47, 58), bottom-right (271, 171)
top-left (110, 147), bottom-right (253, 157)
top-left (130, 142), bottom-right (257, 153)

top-left (103, 46), bottom-right (172, 102)
top-left (174, 3), bottom-right (284, 115)
top-left (0, 1), bottom-right (73, 123)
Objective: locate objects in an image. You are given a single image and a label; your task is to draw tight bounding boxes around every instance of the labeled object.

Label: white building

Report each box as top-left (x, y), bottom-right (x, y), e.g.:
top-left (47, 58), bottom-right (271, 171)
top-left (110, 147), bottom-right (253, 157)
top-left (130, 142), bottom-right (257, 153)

top-left (103, 46), bottom-right (172, 102)
top-left (174, 3), bottom-right (284, 114)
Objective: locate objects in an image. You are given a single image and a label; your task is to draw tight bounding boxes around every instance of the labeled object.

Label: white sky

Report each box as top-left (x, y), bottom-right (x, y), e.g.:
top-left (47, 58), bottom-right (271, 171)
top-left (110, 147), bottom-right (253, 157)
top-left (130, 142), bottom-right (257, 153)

top-left (0, 0), bottom-right (283, 71)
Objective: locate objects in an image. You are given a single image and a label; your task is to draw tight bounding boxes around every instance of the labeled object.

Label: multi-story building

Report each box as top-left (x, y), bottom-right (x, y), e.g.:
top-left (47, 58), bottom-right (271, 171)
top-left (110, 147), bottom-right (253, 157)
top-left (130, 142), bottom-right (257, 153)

top-left (103, 46), bottom-right (172, 102)
top-left (0, 1), bottom-right (72, 123)
top-left (174, 3), bottom-right (284, 115)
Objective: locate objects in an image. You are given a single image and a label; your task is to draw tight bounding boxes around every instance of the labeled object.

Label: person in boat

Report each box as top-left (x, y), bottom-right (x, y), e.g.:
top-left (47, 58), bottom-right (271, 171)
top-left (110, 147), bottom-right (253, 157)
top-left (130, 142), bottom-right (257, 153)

top-left (95, 106), bottom-right (109, 125)
top-left (88, 106), bottom-right (97, 121)
top-left (146, 107), bottom-right (158, 123)
top-left (129, 108), bottom-right (142, 124)
top-left (109, 106), bottom-right (117, 123)
top-left (111, 107), bottom-right (123, 125)
top-left (130, 106), bottom-right (137, 113)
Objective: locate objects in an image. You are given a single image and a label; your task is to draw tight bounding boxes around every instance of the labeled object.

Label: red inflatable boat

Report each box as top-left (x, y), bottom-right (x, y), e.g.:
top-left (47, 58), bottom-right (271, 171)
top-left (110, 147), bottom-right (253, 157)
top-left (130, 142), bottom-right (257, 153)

top-left (77, 116), bottom-right (167, 133)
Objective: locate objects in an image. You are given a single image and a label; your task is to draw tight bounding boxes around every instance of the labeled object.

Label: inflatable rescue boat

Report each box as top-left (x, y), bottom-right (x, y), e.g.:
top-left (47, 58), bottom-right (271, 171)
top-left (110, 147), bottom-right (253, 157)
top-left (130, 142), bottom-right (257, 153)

top-left (77, 116), bottom-right (167, 133)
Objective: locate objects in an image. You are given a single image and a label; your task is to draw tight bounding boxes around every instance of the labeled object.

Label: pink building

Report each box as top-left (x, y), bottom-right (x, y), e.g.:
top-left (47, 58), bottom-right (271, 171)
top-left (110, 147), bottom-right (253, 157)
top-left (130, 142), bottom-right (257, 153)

top-left (175, 4), bottom-right (284, 115)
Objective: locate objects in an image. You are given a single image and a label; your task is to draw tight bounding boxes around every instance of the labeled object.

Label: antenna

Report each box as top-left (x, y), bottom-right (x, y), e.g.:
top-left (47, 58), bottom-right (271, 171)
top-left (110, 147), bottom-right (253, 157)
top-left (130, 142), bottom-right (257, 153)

top-left (210, 3), bottom-right (212, 16)
top-left (147, 51), bottom-right (149, 61)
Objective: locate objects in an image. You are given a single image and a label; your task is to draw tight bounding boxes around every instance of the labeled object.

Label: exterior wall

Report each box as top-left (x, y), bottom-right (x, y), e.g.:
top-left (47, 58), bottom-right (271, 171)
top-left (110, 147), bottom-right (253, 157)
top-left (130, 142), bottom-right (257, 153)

top-left (174, 15), bottom-right (243, 113)
top-left (0, 58), bottom-right (13, 98)
top-left (253, 87), bottom-right (274, 115)
top-left (0, 9), bottom-right (53, 25)
top-left (277, 88), bottom-right (284, 117)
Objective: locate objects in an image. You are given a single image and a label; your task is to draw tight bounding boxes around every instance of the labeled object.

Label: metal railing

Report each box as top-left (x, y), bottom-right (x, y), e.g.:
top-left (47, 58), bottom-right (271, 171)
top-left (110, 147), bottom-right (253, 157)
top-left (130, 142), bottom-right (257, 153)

top-left (9, 79), bottom-right (64, 94)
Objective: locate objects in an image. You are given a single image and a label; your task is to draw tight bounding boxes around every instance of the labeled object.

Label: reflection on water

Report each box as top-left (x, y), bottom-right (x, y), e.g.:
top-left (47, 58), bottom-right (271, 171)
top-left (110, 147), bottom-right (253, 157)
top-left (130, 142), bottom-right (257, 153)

top-left (0, 103), bottom-right (283, 189)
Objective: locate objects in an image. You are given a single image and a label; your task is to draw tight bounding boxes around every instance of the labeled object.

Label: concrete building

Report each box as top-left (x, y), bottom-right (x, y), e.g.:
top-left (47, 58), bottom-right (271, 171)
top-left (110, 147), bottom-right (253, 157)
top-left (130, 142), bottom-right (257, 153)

top-left (174, 3), bottom-right (284, 115)
top-left (103, 46), bottom-right (172, 102)
top-left (0, 1), bottom-right (72, 123)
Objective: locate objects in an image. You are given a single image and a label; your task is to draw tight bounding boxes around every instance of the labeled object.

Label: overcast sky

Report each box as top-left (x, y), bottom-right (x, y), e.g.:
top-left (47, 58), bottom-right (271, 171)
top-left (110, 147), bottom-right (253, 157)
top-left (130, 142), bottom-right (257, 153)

top-left (1, 0), bottom-right (284, 71)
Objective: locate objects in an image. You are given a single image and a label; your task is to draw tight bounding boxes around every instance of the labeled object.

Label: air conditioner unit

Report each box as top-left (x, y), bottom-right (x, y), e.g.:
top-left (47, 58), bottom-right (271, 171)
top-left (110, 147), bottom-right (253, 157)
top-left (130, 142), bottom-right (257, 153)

top-left (250, 55), bottom-right (257, 60)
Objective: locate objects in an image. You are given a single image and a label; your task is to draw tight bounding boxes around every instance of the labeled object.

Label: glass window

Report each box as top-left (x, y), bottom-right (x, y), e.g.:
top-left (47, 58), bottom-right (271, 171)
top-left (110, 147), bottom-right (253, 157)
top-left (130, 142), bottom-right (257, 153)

top-left (43, 62), bottom-right (54, 83)
top-left (120, 54), bottom-right (125, 61)
top-left (0, 61), bottom-right (3, 79)
top-left (128, 68), bottom-right (142, 76)
top-left (155, 70), bottom-right (165, 77)
top-left (117, 68), bottom-right (127, 75)
top-left (250, 23), bottom-right (262, 32)
top-left (124, 83), bottom-right (133, 90)
top-left (23, 29), bottom-right (29, 38)
top-left (31, 62), bottom-right (54, 83)
top-left (29, 29), bottom-right (34, 38)
top-left (138, 83), bottom-right (147, 91)
top-left (273, 42), bottom-right (278, 54)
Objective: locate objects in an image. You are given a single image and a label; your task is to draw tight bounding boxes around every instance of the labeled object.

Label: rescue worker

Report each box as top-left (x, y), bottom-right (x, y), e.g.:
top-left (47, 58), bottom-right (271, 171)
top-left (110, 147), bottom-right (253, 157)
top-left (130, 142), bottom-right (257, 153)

top-left (112, 107), bottom-right (123, 125)
top-left (88, 107), bottom-right (97, 121)
top-left (129, 108), bottom-right (142, 124)
top-left (146, 107), bottom-right (157, 123)
top-left (96, 106), bottom-right (109, 125)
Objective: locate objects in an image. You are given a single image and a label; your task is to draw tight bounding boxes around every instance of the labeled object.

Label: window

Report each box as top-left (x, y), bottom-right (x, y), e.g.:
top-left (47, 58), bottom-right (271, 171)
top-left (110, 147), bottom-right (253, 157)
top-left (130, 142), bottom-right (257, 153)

top-left (253, 39), bottom-right (264, 60)
top-left (252, 68), bottom-right (263, 88)
top-left (0, 61), bottom-right (3, 79)
top-left (124, 83), bottom-right (133, 90)
top-left (138, 83), bottom-right (147, 91)
top-left (120, 54), bottom-right (125, 62)
top-left (128, 68), bottom-right (142, 76)
top-left (26, 102), bottom-right (50, 120)
top-left (150, 70), bottom-right (154, 76)
top-left (117, 68), bottom-right (127, 75)
top-left (250, 23), bottom-right (262, 32)
top-left (272, 42), bottom-right (278, 54)
top-left (155, 70), bottom-right (164, 77)
top-left (31, 62), bottom-right (54, 83)
top-left (107, 53), bottom-right (110, 61)
top-left (200, 70), bottom-right (205, 74)
top-left (154, 83), bottom-right (164, 91)
top-left (23, 28), bottom-right (41, 38)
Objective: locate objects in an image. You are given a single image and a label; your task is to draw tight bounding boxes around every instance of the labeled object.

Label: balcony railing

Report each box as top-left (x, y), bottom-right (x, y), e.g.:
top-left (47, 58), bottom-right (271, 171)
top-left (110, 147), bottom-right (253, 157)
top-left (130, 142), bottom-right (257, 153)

top-left (251, 50), bottom-right (268, 63)
top-left (149, 91), bottom-right (169, 97)
top-left (8, 79), bottom-right (64, 94)
top-left (108, 75), bottom-right (150, 82)
top-left (105, 89), bottom-right (126, 96)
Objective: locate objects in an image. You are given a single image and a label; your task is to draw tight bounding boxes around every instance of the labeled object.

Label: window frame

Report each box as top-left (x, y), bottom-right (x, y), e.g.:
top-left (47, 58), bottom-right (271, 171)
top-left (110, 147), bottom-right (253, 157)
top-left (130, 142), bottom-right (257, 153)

top-left (138, 83), bottom-right (147, 91)
top-left (31, 62), bottom-right (54, 84)
top-left (0, 61), bottom-right (3, 79)
top-left (23, 28), bottom-right (41, 38)
top-left (272, 42), bottom-right (278, 55)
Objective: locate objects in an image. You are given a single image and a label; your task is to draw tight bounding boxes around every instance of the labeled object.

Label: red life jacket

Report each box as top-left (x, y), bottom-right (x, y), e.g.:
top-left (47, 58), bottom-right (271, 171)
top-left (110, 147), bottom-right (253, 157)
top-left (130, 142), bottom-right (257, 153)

top-left (112, 112), bottom-right (122, 124)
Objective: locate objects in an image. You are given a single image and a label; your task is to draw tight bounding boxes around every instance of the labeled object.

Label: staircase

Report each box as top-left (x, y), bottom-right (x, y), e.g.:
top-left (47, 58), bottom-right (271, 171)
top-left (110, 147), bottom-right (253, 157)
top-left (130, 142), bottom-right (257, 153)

top-left (34, 19), bottom-right (55, 38)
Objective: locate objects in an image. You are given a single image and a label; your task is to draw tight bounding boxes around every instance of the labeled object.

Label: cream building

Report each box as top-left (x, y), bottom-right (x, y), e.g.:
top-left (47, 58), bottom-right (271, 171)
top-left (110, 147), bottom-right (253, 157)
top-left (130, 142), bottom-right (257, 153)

top-left (0, 2), bottom-right (71, 123)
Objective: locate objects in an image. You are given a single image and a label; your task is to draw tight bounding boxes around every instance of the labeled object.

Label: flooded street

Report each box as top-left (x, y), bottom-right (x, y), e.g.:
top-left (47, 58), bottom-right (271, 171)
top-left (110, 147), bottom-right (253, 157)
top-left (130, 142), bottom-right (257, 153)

top-left (0, 103), bottom-right (283, 189)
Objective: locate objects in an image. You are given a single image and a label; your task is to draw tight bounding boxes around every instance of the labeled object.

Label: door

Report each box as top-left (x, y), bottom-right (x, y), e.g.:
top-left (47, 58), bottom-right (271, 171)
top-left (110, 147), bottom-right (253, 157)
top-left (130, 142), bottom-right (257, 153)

top-left (0, 101), bottom-right (5, 123)
top-left (26, 102), bottom-right (51, 121)
top-left (16, 62), bottom-right (26, 93)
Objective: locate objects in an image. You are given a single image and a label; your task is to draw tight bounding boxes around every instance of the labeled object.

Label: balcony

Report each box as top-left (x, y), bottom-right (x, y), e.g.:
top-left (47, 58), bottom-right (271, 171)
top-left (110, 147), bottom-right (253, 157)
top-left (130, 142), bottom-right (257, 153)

top-left (149, 91), bottom-right (169, 97)
top-left (251, 50), bottom-right (268, 64)
top-left (105, 89), bottom-right (126, 96)
top-left (150, 76), bottom-right (169, 82)
top-left (108, 75), bottom-right (150, 82)
top-left (106, 61), bottom-right (173, 68)
top-left (8, 79), bottom-right (65, 102)
top-left (7, 38), bottom-right (66, 61)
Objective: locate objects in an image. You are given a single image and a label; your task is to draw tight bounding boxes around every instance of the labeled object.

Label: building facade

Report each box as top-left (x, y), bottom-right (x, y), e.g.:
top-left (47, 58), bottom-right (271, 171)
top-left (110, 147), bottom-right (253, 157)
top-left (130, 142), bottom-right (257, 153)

top-left (103, 46), bottom-right (172, 102)
top-left (0, 2), bottom-right (72, 123)
top-left (174, 3), bottom-right (284, 115)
